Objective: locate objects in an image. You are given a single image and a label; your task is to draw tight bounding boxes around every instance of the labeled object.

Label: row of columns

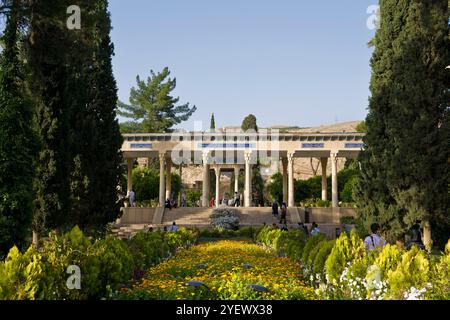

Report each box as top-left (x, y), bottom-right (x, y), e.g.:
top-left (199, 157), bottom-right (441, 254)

top-left (203, 152), bottom-right (251, 208)
top-left (126, 151), bottom-right (341, 208)
top-left (279, 152), bottom-right (339, 208)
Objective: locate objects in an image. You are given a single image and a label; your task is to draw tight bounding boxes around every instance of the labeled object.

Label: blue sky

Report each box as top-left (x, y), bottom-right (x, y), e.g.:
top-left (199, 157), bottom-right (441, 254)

top-left (109, 0), bottom-right (378, 130)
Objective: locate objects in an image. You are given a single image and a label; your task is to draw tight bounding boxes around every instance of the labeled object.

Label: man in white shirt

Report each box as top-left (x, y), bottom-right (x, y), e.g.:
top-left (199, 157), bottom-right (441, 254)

top-left (127, 190), bottom-right (135, 207)
top-left (364, 223), bottom-right (387, 252)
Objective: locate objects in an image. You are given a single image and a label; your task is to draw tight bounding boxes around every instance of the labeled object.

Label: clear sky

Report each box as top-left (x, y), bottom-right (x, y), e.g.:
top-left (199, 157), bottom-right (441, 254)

top-left (109, 0), bottom-right (378, 130)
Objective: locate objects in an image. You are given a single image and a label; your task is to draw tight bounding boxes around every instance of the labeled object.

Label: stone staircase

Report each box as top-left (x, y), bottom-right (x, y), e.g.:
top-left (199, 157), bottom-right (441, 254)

top-left (111, 206), bottom-right (304, 239)
top-left (162, 207), bottom-right (213, 227)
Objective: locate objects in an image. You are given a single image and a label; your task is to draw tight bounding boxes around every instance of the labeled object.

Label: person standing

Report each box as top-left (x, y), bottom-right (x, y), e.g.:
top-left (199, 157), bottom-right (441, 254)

top-left (234, 192), bottom-right (240, 207)
top-left (364, 223), bottom-right (387, 252)
top-left (272, 200), bottom-right (279, 218)
top-left (209, 197), bottom-right (215, 207)
top-left (280, 202), bottom-right (287, 224)
top-left (278, 192), bottom-right (283, 207)
top-left (127, 189), bottom-right (135, 207)
top-left (181, 192), bottom-right (187, 207)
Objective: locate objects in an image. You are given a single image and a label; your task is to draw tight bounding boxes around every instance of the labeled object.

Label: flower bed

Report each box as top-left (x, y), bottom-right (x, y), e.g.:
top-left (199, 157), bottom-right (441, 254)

top-left (116, 240), bottom-right (315, 300)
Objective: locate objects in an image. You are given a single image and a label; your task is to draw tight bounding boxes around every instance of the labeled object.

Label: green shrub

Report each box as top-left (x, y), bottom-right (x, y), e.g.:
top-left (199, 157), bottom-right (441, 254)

top-left (312, 240), bottom-right (335, 282)
top-left (426, 239), bottom-right (450, 299)
top-left (373, 244), bottom-right (403, 280)
top-left (186, 189), bottom-right (202, 207)
top-left (301, 233), bottom-right (326, 265)
top-left (325, 230), bottom-right (365, 284)
top-left (91, 236), bottom-right (134, 297)
top-left (127, 231), bottom-right (168, 270)
top-left (386, 246), bottom-right (430, 300)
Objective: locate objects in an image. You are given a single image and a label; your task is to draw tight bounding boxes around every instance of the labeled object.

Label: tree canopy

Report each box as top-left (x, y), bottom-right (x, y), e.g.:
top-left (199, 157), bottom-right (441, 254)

top-left (118, 67), bottom-right (196, 133)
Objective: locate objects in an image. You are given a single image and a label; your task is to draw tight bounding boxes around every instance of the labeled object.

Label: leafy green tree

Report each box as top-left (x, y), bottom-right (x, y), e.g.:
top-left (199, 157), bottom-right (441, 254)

top-left (267, 172), bottom-right (283, 200)
top-left (119, 121), bottom-right (143, 133)
top-left (118, 67), bottom-right (197, 133)
top-left (355, 0), bottom-right (450, 244)
top-left (241, 114), bottom-right (258, 132)
top-left (0, 0), bottom-right (37, 256)
top-left (132, 167), bottom-right (181, 204)
top-left (355, 121), bottom-right (367, 133)
top-left (132, 167), bottom-right (159, 202)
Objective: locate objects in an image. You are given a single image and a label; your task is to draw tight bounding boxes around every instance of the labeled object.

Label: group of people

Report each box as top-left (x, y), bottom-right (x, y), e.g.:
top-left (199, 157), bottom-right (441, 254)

top-left (147, 221), bottom-right (179, 233)
top-left (271, 200), bottom-right (287, 224)
top-left (210, 191), bottom-right (243, 207)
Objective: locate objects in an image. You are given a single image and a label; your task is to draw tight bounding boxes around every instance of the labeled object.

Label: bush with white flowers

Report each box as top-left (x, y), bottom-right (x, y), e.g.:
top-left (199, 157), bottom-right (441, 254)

top-left (210, 207), bottom-right (240, 230)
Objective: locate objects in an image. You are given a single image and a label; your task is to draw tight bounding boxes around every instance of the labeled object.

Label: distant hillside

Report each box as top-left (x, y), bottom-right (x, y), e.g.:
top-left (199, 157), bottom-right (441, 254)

top-left (219, 121), bottom-right (363, 133)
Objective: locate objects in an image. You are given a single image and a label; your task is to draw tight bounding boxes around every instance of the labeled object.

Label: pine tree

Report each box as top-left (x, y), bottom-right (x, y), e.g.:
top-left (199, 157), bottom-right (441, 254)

top-left (241, 114), bottom-right (258, 132)
top-left (355, 0), bottom-right (450, 244)
top-left (0, 0), bottom-right (37, 255)
top-left (118, 67), bottom-right (197, 133)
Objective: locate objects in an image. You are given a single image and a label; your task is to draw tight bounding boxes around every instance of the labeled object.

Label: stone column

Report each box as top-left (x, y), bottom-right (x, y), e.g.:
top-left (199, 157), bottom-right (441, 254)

top-left (165, 159), bottom-right (172, 201)
top-left (423, 220), bottom-right (432, 253)
top-left (244, 152), bottom-right (252, 207)
top-left (127, 158), bottom-right (133, 193)
top-left (215, 167), bottom-right (220, 208)
top-left (202, 152), bottom-right (210, 207)
top-left (234, 166), bottom-right (240, 193)
top-left (178, 165), bottom-right (183, 206)
top-left (282, 157), bottom-right (288, 203)
top-left (320, 157), bottom-right (328, 201)
top-left (158, 153), bottom-right (166, 207)
top-left (331, 152), bottom-right (339, 208)
top-left (288, 152), bottom-right (295, 207)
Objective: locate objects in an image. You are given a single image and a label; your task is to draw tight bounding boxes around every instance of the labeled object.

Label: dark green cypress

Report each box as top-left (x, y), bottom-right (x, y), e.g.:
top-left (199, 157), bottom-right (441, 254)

top-left (27, 0), bottom-right (80, 235)
top-left (0, 0), bottom-right (38, 255)
top-left (75, 0), bottom-right (123, 232)
top-left (355, 0), bottom-right (449, 244)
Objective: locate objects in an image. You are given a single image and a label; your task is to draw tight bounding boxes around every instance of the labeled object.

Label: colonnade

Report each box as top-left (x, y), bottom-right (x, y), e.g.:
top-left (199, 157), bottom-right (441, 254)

top-left (125, 151), bottom-right (341, 208)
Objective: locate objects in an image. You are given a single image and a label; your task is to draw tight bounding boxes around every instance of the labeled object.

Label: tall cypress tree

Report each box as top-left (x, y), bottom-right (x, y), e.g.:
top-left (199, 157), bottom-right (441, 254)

top-left (73, 0), bottom-right (123, 232)
top-left (0, 0), bottom-right (37, 255)
top-left (210, 113), bottom-right (215, 130)
top-left (355, 0), bottom-right (449, 244)
top-left (27, 0), bottom-right (80, 236)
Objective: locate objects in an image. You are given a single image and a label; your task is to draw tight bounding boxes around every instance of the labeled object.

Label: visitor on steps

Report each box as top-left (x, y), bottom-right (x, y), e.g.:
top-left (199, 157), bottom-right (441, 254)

top-left (165, 198), bottom-right (172, 210)
top-left (272, 200), bottom-right (279, 218)
top-left (209, 197), bottom-right (215, 207)
top-left (127, 190), bottom-right (135, 207)
top-left (364, 223), bottom-right (387, 252)
top-left (298, 222), bottom-right (309, 236)
top-left (234, 192), bottom-right (240, 207)
top-left (279, 202), bottom-right (287, 224)
top-left (181, 192), bottom-right (187, 207)
top-left (310, 222), bottom-right (320, 236)
top-left (169, 221), bottom-right (179, 232)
